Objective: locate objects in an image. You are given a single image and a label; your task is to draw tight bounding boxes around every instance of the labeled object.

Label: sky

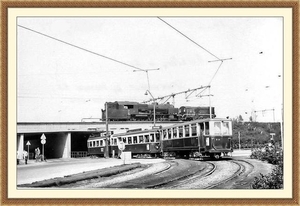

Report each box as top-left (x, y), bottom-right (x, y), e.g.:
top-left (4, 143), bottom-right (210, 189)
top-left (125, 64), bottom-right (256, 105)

top-left (17, 17), bottom-right (283, 122)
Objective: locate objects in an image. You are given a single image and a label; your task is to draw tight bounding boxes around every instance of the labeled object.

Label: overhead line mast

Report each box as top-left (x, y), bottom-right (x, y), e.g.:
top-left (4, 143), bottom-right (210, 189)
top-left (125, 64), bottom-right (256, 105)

top-left (133, 68), bottom-right (160, 91)
top-left (158, 17), bottom-right (233, 118)
top-left (142, 86), bottom-right (210, 104)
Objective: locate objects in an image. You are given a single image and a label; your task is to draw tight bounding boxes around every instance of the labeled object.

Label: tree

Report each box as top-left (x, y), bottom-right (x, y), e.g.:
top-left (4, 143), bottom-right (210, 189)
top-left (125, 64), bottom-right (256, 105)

top-left (238, 115), bottom-right (244, 122)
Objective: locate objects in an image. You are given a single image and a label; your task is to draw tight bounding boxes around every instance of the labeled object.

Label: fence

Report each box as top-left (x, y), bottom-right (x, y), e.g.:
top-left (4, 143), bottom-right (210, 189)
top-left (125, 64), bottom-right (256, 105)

top-left (71, 151), bottom-right (88, 158)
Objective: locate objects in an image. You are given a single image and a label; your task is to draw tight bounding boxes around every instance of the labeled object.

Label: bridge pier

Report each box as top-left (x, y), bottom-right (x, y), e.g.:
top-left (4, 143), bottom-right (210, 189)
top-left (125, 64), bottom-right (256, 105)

top-left (62, 132), bottom-right (71, 158)
top-left (17, 134), bottom-right (24, 158)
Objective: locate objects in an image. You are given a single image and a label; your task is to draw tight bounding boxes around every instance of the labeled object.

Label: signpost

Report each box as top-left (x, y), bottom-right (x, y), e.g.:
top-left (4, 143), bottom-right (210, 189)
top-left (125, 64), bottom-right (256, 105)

top-left (118, 142), bottom-right (126, 164)
top-left (238, 131), bottom-right (241, 150)
top-left (26, 141), bottom-right (31, 160)
top-left (270, 133), bottom-right (275, 141)
top-left (40, 133), bottom-right (46, 161)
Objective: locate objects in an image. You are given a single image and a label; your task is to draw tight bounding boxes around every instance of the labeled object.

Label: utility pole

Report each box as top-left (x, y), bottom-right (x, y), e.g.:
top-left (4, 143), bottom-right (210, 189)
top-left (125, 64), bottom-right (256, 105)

top-left (142, 86), bottom-right (209, 104)
top-left (254, 109), bottom-right (275, 122)
top-left (105, 102), bottom-right (109, 158)
top-left (209, 86), bottom-right (212, 118)
top-left (238, 131), bottom-right (241, 150)
top-left (145, 90), bottom-right (156, 127)
top-left (133, 68), bottom-right (160, 91)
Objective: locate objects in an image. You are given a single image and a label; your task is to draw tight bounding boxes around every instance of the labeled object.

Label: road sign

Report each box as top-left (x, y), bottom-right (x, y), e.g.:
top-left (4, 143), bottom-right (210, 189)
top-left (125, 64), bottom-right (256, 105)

top-left (26, 141), bottom-right (31, 146)
top-left (41, 133), bottom-right (46, 140)
top-left (41, 139), bottom-right (46, 144)
top-left (152, 126), bottom-right (162, 129)
top-left (118, 142), bottom-right (125, 151)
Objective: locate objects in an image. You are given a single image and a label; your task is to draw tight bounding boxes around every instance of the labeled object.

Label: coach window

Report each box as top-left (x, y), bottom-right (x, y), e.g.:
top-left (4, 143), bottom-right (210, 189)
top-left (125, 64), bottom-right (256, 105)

top-left (156, 132), bottom-right (160, 142)
top-left (122, 137), bottom-right (127, 144)
top-left (145, 135), bottom-right (150, 142)
top-left (191, 124), bottom-right (197, 136)
top-left (168, 129), bottom-right (172, 139)
top-left (199, 123), bottom-right (204, 131)
top-left (222, 121), bottom-right (230, 135)
top-left (150, 133), bottom-right (155, 142)
top-left (163, 130), bottom-right (168, 139)
top-left (139, 135), bottom-right (144, 143)
top-left (164, 130), bottom-right (168, 139)
top-left (99, 140), bottom-right (103, 146)
top-left (178, 126), bottom-right (183, 138)
top-left (173, 128), bottom-right (177, 138)
top-left (128, 137), bottom-right (132, 144)
top-left (205, 122), bottom-right (210, 135)
top-left (214, 122), bottom-right (221, 135)
top-left (133, 136), bottom-right (137, 144)
top-left (96, 141), bottom-right (99, 147)
top-left (185, 125), bottom-right (190, 137)
top-left (114, 138), bottom-right (117, 145)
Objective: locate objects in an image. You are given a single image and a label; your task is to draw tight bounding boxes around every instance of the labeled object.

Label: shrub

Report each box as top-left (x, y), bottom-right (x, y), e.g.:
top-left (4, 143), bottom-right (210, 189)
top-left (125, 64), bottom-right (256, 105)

top-left (250, 142), bottom-right (283, 189)
top-left (251, 162), bottom-right (283, 189)
top-left (250, 143), bottom-right (283, 165)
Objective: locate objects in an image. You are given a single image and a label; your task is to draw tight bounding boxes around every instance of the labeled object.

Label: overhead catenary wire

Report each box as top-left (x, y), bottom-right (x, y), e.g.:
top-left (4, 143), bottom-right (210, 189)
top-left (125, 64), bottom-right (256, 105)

top-left (157, 17), bottom-right (232, 86)
top-left (157, 17), bottom-right (221, 61)
top-left (18, 25), bottom-right (146, 72)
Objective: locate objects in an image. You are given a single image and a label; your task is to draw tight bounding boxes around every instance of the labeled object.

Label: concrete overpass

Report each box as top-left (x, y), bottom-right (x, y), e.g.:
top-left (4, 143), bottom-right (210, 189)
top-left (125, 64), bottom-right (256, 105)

top-left (17, 121), bottom-right (177, 159)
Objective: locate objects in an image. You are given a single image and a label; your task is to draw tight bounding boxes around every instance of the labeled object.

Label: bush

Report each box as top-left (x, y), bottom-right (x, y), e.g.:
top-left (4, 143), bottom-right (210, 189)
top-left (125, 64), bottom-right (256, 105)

top-left (251, 162), bottom-right (283, 189)
top-left (250, 143), bottom-right (283, 165)
top-left (250, 142), bottom-right (283, 189)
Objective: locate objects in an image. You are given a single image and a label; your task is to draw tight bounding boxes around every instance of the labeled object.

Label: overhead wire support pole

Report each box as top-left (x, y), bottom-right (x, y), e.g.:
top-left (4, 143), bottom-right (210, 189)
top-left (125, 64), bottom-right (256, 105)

top-left (133, 68), bottom-right (160, 91)
top-left (145, 90), bottom-right (156, 127)
top-left (158, 17), bottom-right (233, 119)
top-left (185, 89), bottom-right (197, 99)
top-left (105, 102), bottom-right (109, 158)
top-left (141, 85), bottom-right (210, 104)
top-left (208, 58), bottom-right (232, 63)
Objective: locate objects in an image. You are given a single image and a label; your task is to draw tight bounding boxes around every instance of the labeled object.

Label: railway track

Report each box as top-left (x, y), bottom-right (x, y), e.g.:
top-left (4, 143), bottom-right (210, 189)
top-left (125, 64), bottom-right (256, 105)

top-left (104, 159), bottom-right (206, 188)
top-left (161, 160), bottom-right (252, 189)
top-left (209, 160), bottom-right (255, 189)
top-left (157, 161), bottom-right (216, 189)
top-left (21, 158), bottom-right (268, 189)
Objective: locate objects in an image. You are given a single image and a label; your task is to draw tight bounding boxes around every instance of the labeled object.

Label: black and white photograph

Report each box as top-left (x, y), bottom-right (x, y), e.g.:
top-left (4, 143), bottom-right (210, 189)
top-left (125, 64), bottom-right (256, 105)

top-left (11, 7), bottom-right (292, 199)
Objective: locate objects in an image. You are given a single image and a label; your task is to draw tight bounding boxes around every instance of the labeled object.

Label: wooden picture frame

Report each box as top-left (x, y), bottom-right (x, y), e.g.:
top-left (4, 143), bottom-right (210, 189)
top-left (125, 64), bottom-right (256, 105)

top-left (1, 1), bottom-right (298, 205)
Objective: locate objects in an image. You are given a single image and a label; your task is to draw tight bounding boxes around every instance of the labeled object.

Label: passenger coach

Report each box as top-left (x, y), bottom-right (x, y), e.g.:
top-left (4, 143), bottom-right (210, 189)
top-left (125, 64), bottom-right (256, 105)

top-left (87, 118), bottom-right (233, 160)
top-left (87, 134), bottom-right (108, 157)
top-left (110, 129), bottom-right (161, 158)
top-left (160, 118), bottom-right (233, 159)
